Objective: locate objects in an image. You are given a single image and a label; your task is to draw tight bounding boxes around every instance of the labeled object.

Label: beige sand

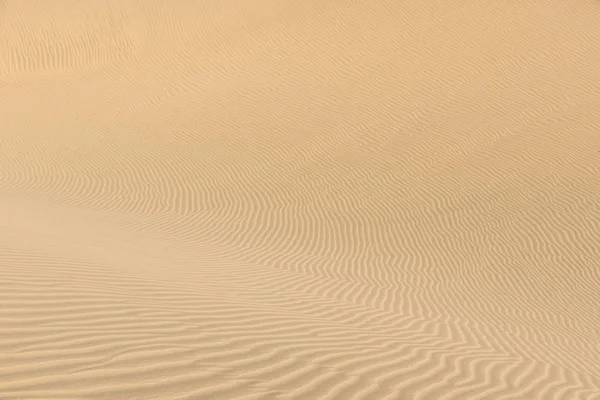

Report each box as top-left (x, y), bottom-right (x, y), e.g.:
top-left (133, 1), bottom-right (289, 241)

top-left (1, 1), bottom-right (600, 399)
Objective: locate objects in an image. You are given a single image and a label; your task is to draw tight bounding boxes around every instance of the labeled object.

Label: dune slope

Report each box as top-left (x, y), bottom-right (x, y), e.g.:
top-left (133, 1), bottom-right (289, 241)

top-left (1, 0), bottom-right (600, 399)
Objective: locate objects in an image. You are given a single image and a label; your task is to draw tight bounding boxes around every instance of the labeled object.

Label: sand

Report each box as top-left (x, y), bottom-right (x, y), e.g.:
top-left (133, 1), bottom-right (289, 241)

top-left (1, 0), bottom-right (599, 399)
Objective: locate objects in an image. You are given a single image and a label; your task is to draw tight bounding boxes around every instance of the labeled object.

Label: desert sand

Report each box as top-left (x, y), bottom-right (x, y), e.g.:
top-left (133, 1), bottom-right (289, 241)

top-left (1, 1), bottom-right (600, 399)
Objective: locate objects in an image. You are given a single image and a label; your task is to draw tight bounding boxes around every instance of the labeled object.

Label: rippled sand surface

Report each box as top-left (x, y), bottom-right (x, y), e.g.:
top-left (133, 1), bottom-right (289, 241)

top-left (1, 1), bottom-right (600, 399)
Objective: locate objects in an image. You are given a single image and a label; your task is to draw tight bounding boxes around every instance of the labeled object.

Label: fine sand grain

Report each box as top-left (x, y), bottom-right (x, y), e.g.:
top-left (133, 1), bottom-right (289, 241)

top-left (1, 1), bottom-right (600, 399)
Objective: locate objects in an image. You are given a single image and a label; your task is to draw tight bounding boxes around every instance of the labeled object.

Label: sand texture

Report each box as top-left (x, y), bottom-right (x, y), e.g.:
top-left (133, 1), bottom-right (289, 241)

top-left (1, 1), bottom-right (600, 399)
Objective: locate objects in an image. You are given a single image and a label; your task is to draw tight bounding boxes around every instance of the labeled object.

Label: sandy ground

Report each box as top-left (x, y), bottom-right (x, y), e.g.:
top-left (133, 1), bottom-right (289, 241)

top-left (1, 1), bottom-right (600, 399)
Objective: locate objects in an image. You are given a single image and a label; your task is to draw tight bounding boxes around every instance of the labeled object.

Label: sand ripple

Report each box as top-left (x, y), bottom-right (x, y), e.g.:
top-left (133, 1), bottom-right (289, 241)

top-left (1, 0), bottom-right (600, 399)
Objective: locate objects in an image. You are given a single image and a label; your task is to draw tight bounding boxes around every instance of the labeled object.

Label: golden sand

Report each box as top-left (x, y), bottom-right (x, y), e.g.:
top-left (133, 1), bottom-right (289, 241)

top-left (1, 1), bottom-right (599, 398)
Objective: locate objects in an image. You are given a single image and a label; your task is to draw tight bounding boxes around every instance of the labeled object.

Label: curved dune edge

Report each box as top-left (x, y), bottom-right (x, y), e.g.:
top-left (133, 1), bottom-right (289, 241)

top-left (1, 0), bottom-right (600, 399)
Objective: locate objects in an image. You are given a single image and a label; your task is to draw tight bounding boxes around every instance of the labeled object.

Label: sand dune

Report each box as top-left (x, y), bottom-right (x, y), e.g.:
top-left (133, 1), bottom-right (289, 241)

top-left (1, 0), bottom-right (600, 399)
